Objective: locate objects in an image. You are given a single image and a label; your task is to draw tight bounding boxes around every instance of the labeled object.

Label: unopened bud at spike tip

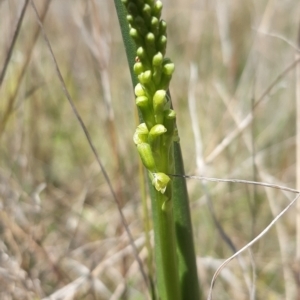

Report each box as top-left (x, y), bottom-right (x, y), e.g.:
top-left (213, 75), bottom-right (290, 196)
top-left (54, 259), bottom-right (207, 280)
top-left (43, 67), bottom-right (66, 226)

top-left (153, 1), bottom-right (163, 19)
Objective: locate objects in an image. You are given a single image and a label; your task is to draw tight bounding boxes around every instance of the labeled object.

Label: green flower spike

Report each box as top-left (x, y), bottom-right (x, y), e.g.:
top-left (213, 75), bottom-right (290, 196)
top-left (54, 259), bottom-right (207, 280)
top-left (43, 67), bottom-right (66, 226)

top-left (119, 0), bottom-right (201, 299)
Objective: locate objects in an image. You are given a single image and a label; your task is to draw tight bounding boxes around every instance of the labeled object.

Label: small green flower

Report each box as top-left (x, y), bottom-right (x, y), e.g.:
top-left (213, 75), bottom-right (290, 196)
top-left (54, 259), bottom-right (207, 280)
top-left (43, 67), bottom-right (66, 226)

top-left (151, 172), bottom-right (170, 194)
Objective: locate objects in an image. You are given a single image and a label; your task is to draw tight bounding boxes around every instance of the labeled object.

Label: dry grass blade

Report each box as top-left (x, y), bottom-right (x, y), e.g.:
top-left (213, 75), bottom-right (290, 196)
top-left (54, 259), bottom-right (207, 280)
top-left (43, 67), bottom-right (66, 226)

top-left (254, 28), bottom-right (300, 53)
top-left (0, 0), bottom-right (29, 89)
top-left (169, 174), bottom-right (300, 194)
top-left (29, 0), bottom-right (149, 291)
top-left (188, 62), bottom-right (254, 298)
top-left (43, 235), bottom-right (147, 300)
top-left (296, 20), bottom-right (300, 262)
top-left (205, 57), bottom-right (300, 164)
top-left (207, 192), bottom-right (300, 300)
top-left (0, 0), bottom-right (51, 137)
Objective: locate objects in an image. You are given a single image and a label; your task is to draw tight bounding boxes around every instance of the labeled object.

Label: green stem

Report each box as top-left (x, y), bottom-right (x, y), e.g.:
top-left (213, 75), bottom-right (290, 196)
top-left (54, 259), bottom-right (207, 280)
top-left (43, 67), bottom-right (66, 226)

top-left (154, 190), bottom-right (181, 300)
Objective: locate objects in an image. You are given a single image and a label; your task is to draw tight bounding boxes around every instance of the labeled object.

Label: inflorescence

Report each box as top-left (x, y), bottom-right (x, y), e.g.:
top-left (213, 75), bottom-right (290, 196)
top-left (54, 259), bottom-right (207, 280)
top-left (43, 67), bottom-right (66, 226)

top-left (122, 0), bottom-right (177, 196)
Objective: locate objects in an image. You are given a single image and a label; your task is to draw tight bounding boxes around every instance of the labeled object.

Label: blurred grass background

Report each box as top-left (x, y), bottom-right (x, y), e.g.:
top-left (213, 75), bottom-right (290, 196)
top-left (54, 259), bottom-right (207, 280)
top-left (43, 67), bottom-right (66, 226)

top-left (0, 0), bottom-right (300, 299)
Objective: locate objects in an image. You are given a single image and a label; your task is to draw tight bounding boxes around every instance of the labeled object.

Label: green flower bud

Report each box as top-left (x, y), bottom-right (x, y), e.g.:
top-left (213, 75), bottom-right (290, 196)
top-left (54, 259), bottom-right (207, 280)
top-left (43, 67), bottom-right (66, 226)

top-left (136, 47), bottom-right (151, 67)
top-left (159, 20), bottom-right (167, 36)
top-left (138, 70), bottom-right (152, 84)
top-left (152, 52), bottom-right (163, 85)
top-left (149, 124), bottom-right (167, 144)
top-left (146, 32), bottom-right (156, 45)
top-left (134, 62), bottom-right (144, 75)
top-left (162, 109), bottom-right (176, 148)
top-left (164, 109), bottom-right (176, 120)
top-left (163, 62), bottom-right (175, 76)
top-left (153, 52), bottom-right (163, 67)
top-left (153, 90), bottom-right (166, 123)
top-left (137, 122), bottom-right (149, 134)
top-left (144, 0), bottom-right (154, 9)
top-left (152, 172), bottom-right (170, 194)
top-left (153, 1), bottom-right (163, 19)
top-left (136, 46), bottom-right (147, 60)
top-left (136, 95), bottom-right (155, 129)
top-left (138, 70), bottom-right (156, 95)
top-left (158, 35), bottom-right (167, 55)
top-left (137, 143), bottom-right (156, 172)
top-left (158, 61), bottom-right (174, 89)
top-left (136, 95), bottom-right (149, 107)
top-left (142, 4), bottom-right (152, 21)
top-left (135, 83), bottom-right (145, 97)
top-left (130, 28), bottom-right (143, 45)
top-left (153, 90), bottom-right (166, 107)
top-left (126, 14), bottom-right (133, 24)
top-left (145, 32), bottom-right (156, 57)
top-left (133, 123), bottom-right (149, 144)
top-left (150, 17), bottom-right (159, 36)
